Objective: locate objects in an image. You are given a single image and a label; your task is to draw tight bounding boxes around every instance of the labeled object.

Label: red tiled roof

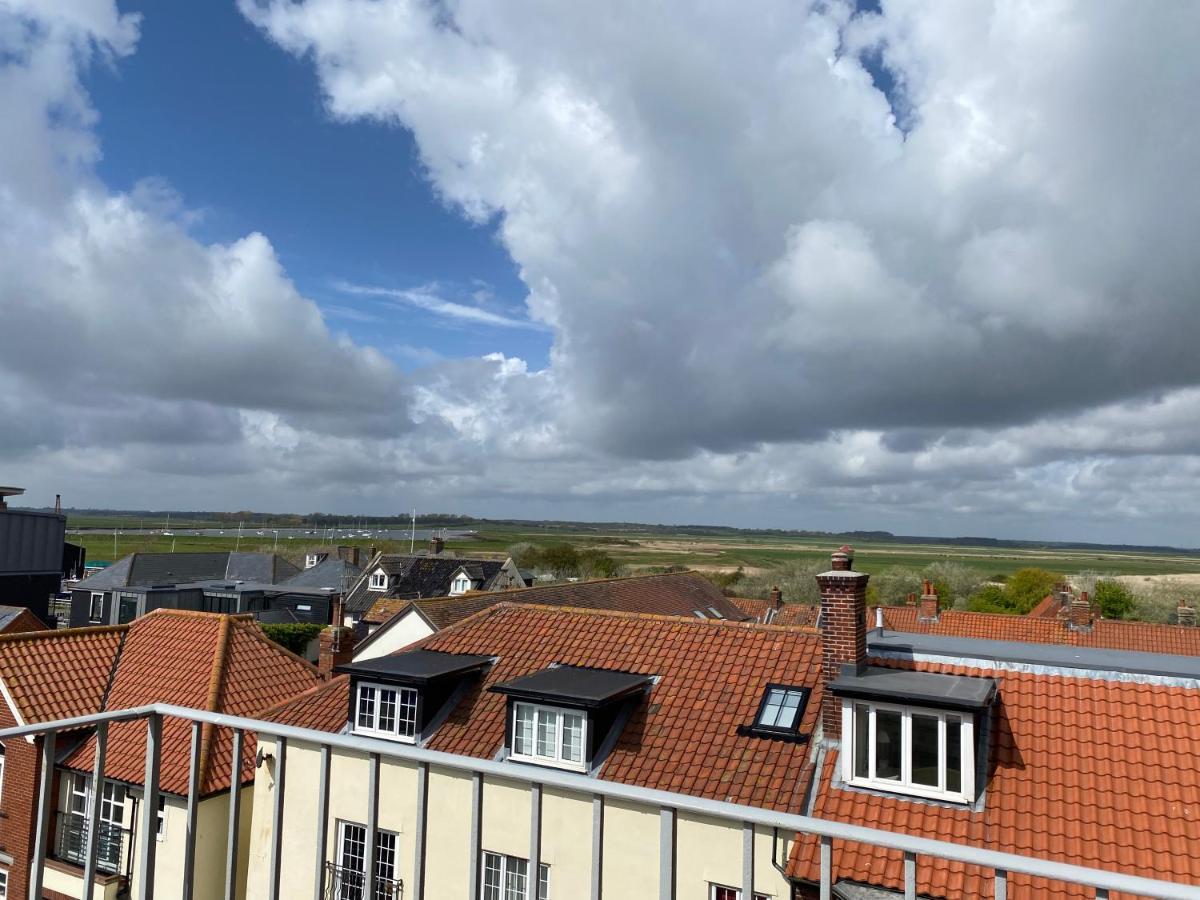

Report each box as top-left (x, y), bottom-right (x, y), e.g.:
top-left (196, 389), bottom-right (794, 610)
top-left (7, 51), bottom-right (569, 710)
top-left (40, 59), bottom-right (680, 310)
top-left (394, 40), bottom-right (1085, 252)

top-left (731, 598), bottom-right (820, 627)
top-left (364, 571), bottom-right (749, 630)
top-left (59, 610), bottom-right (320, 796)
top-left (787, 656), bottom-right (1200, 899)
top-left (1027, 593), bottom-right (1063, 618)
top-left (0, 625), bottom-right (126, 724)
top-left (268, 603), bottom-right (823, 809)
top-left (875, 605), bottom-right (1200, 656)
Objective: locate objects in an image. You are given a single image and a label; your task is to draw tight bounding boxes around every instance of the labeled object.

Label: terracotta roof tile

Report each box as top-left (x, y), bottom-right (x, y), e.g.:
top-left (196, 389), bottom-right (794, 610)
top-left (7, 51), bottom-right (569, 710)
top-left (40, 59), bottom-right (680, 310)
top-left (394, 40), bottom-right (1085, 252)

top-left (732, 598), bottom-right (820, 627)
top-left (0, 625), bottom-right (126, 724)
top-left (787, 656), bottom-right (1200, 898)
top-left (875, 605), bottom-right (1200, 656)
top-left (58, 610), bottom-right (321, 796)
top-left (268, 603), bottom-right (821, 809)
top-left (365, 572), bottom-right (749, 630)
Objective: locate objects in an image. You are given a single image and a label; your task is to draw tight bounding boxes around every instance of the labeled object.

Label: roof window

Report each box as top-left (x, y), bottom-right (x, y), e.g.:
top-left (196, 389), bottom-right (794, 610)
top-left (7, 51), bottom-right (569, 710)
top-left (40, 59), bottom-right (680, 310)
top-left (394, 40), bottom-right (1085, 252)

top-left (739, 684), bottom-right (810, 740)
top-left (368, 570), bottom-right (387, 590)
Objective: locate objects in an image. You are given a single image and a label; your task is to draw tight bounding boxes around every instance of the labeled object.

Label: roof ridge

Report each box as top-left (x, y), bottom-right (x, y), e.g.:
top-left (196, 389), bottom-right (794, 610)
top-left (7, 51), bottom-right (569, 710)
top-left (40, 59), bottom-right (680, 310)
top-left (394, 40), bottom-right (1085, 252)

top-left (96, 627), bottom-right (129, 713)
top-left (452, 600), bottom-right (821, 633)
top-left (0, 623), bottom-right (129, 644)
top-left (195, 615), bottom-right (234, 794)
top-left (412, 570), bottom-right (708, 606)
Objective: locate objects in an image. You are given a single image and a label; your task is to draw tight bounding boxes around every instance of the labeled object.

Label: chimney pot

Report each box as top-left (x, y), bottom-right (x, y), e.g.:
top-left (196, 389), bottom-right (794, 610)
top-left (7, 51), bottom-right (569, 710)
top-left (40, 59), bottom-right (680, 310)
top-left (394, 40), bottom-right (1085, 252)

top-left (769, 586), bottom-right (783, 610)
top-left (1178, 601), bottom-right (1196, 627)
top-left (1068, 592), bottom-right (1094, 631)
top-left (830, 546), bottom-right (853, 571)
top-left (918, 581), bottom-right (940, 623)
top-left (817, 547), bottom-right (869, 741)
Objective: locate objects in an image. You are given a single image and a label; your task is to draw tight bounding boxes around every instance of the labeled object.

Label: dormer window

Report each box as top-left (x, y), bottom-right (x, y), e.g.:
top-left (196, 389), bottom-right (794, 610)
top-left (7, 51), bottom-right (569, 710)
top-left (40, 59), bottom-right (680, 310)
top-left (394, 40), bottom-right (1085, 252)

top-left (831, 666), bottom-right (995, 805)
top-left (491, 665), bottom-right (653, 774)
top-left (305, 554), bottom-right (321, 569)
top-left (511, 703), bottom-right (587, 770)
top-left (450, 573), bottom-right (472, 595)
top-left (355, 682), bottom-right (419, 742)
top-left (368, 570), bottom-right (387, 591)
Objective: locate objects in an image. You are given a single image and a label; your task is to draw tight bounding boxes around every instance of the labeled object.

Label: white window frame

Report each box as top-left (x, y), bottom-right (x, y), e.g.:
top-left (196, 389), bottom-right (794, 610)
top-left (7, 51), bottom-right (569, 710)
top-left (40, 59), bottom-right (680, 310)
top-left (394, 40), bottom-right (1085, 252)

top-left (305, 554), bottom-right (321, 569)
top-left (353, 681), bottom-right (419, 743)
top-left (510, 702), bottom-right (588, 772)
top-left (841, 699), bottom-right (975, 804)
top-left (709, 884), bottom-right (770, 900)
top-left (89, 592), bottom-right (105, 623)
top-left (0, 867), bottom-right (8, 899)
top-left (449, 574), bottom-right (473, 596)
top-left (156, 795), bottom-right (167, 842)
top-left (368, 570), bottom-right (388, 591)
top-left (481, 850), bottom-right (549, 900)
top-left (337, 819), bottom-right (399, 890)
top-left (0, 743), bottom-right (5, 805)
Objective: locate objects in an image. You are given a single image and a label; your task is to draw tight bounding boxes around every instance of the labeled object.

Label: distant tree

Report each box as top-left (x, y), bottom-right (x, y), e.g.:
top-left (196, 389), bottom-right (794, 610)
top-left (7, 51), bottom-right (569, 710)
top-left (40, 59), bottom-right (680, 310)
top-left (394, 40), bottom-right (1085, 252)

top-left (261, 623), bottom-right (323, 656)
top-left (923, 561), bottom-right (985, 610)
top-left (1002, 568), bottom-right (1061, 614)
top-left (869, 567), bottom-right (923, 606)
top-left (966, 584), bottom-right (1011, 613)
top-left (506, 542), bottom-right (537, 567)
top-left (577, 548), bottom-right (621, 579)
top-left (537, 543), bottom-right (581, 577)
top-left (1093, 579), bottom-right (1136, 620)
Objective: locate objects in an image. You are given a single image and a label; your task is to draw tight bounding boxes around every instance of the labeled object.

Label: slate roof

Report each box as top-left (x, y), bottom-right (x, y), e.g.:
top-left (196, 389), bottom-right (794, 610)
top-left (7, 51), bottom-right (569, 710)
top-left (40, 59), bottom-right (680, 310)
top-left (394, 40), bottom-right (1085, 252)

top-left (5, 610), bottom-right (320, 796)
top-left (75, 552), bottom-right (298, 591)
top-left (283, 556), bottom-right (360, 591)
top-left (786, 656), bottom-right (1200, 899)
top-left (361, 572), bottom-right (750, 634)
top-left (266, 604), bottom-right (823, 809)
top-left (732, 597), bottom-right (820, 627)
top-left (874, 604), bottom-right (1200, 657)
top-left (343, 554), bottom-right (508, 615)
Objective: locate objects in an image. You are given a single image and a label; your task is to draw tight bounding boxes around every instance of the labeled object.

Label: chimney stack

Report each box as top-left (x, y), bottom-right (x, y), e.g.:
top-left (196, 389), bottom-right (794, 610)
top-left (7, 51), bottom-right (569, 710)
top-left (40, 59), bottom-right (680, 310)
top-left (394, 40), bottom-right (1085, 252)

top-left (318, 619), bottom-right (354, 680)
top-left (918, 579), bottom-right (940, 623)
top-left (817, 546), bottom-right (869, 741)
top-left (1178, 601), bottom-right (1196, 628)
top-left (55, 494), bottom-right (62, 514)
top-left (906, 592), bottom-right (917, 607)
top-left (769, 586), bottom-right (783, 611)
top-left (429, 536), bottom-right (445, 556)
top-left (1068, 591), bottom-right (1094, 631)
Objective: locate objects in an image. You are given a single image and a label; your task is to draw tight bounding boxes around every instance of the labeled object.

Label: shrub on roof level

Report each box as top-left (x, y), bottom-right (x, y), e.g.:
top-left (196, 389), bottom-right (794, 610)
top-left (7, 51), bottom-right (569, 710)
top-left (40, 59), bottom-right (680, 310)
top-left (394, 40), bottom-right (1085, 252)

top-left (1093, 579), bottom-right (1136, 620)
top-left (261, 623), bottom-right (323, 656)
top-left (1002, 568), bottom-right (1062, 614)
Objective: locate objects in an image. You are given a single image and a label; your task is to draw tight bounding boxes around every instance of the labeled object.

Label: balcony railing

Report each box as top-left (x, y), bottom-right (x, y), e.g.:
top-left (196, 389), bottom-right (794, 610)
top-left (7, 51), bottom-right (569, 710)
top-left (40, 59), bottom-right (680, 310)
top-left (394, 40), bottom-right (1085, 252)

top-left (324, 862), bottom-right (403, 900)
top-left (54, 811), bottom-right (130, 876)
top-left (2, 702), bottom-right (1199, 900)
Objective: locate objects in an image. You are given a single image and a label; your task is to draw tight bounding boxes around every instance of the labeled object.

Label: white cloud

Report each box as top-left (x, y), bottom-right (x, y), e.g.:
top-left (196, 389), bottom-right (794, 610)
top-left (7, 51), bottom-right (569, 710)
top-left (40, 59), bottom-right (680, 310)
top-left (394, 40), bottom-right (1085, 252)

top-left (334, 281), bottom-right (541, 329)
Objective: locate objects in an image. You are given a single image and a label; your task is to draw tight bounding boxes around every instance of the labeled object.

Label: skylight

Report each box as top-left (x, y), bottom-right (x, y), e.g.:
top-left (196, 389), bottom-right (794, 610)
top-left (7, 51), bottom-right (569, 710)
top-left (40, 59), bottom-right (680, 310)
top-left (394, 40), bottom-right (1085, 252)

top-left (739, 684), bottom-right (811, 740)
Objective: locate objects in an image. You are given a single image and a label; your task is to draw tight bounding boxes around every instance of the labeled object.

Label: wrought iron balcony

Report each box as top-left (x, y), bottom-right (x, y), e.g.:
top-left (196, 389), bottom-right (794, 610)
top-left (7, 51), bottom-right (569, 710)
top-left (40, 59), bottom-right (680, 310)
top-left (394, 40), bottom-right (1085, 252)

top-left (1, 703), bottom-right (1198, 900)
top-left (54, 811), bottom-right (130, 876)
top-left (324, 862), bottom-right (403, 900)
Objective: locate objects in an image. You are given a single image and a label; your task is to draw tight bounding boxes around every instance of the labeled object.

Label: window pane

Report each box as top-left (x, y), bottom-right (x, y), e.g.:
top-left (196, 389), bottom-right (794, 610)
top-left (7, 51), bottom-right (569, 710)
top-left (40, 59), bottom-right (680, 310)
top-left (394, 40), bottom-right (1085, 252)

top-left (561, 713), bottom-right (584, 763)
top-left (538, 863), bottom-right (549, 900)
top-left (378, 689), bottom-right (396, 733)
top-left (514, 705), bottom-right (535, 755)
top-left (760, 689), bottom-right (784, 727)
top-left (483, 852), bottom-right (502, 900)
top-left (536, 709), bottom-right (557, 758)
top-left (776, 690), bottom-right (802, 729)
top-left (398, 688), bottom-right (418, 738)
top-left (357, 686), bottom-right (376, 729)
top-left (945, 715), bottom-right (962, 793)
top-left (874, 709), bottom-right (902, 781)
top-left (505, 856), bottom-right (528, 900)
top-left (911, 713), bottom-right (940, 787)
top-left (853, 704), bottom-right (870, 779)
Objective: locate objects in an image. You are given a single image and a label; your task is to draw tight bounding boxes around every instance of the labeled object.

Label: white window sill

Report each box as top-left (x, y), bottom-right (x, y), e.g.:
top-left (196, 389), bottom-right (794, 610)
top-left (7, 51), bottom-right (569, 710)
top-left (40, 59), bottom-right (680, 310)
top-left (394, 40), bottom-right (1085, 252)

top-left (353, 727), bottom-right (417, 744)
top-left (845, 776), bottom-right (971, 805)
top-left (509, 752), bottom-right (587, 773)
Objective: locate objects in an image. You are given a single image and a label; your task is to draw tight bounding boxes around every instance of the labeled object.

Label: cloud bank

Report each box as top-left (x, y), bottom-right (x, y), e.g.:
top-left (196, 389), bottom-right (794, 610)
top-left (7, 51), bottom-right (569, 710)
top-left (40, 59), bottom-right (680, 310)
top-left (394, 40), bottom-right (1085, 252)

top-left (3, 0), bottom-right (1200, 542)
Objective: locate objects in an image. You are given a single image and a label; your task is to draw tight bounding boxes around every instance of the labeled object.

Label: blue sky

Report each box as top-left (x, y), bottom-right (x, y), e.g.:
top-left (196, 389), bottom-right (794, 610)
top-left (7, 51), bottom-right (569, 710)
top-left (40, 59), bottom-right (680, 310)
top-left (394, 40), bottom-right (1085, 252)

top-left (85, 0), bottom-right (550, 370)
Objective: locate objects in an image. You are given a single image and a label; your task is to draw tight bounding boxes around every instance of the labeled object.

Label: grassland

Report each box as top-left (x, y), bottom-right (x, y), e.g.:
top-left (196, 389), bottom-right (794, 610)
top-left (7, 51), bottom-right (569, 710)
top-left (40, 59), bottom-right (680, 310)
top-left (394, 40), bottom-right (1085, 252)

top-left (69, 520), bottom-right (1200, 581)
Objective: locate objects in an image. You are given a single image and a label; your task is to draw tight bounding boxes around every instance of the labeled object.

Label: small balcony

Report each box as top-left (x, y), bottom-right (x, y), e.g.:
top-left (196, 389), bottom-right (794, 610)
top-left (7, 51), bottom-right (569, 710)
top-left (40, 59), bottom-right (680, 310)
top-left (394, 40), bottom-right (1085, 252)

top-left (324, 862), bottom-right (403, 900)
top-left (54, 811), bottom-right (133, 878)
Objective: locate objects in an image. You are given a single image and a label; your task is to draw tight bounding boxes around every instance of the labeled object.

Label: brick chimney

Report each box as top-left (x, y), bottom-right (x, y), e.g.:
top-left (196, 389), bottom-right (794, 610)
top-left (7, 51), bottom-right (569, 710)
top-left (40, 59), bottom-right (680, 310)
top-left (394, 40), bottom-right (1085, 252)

top-left (918, 579), bottom-right (940, 623)
top-left (1067, 591), bottom-right (1094, 631)
top-left (1178, 601), bottom-right (1196, 628)
top-left (318, 625), bottom-right (354, 679)
top-left (905, 592), bottom-right (917, 607)
top-left (429, 536), bottom-right (445, 556)
top-left (336, 545), bottom-right (362, 568)
top-left (817, 546), bottom-right (869, 741)
top-left (769, 586), bottom-right (783, 611)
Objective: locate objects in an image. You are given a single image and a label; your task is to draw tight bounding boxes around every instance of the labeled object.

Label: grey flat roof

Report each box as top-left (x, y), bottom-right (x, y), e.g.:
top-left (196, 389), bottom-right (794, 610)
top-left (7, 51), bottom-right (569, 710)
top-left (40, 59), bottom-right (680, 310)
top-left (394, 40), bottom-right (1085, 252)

top-left (490, 665), bottom-right (652, 709)
top-left (830, 665), bottom-right (997, 711)
top-left (337, 649), bottom-right (492, 684)
top-left (869, 629), bottom-right (1200, 680)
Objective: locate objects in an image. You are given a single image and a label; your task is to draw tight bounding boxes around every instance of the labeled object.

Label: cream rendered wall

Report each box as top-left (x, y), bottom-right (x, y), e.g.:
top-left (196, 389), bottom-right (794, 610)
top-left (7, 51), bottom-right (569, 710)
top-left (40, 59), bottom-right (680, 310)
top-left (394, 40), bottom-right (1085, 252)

top-left (599, 798), bottom-right (660, 896)
top-left (480, 776), bottom-right (532, 860)
top-left (540, 788), bottom-right (593, 896)
top-left (422, 765), bottom-right (474, 897)
top-left (352, 611), bottom-right (435, 662)
top-left (41, 865), bottom-right (121, 900)
top-left (675, 813), bottom-right (794, 899)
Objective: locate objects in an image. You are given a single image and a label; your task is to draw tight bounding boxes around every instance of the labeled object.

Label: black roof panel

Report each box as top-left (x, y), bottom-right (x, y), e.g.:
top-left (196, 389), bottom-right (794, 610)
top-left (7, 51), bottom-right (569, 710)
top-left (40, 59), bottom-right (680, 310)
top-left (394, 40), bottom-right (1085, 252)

top-left (490, 665), bottom-right (653, 709)
top-left (830, 665), bottom-right (997, 711)
top-left (337, 648), bottom-right (492, 684)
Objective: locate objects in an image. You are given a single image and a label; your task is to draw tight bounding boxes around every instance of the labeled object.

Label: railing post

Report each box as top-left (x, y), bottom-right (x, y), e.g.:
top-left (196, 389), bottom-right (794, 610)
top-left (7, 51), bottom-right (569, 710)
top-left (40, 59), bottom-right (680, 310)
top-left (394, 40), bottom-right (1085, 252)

top-left (28, 730), bottom-right (57, 900)
top-left (365, 752), bottom-right (380, 900)
top-left (136, 712), bottom-right (162, 900)
top-left (659, 807), bottom-right (675, 900)
top-left (820, 834), bottom-right (832, 900)
top-left (224, 729), bottom-right (244, 900)
top-left (413, 761), bottom-right (429, 900)
top-left (530, 782), bottom-right (542, 899)
top-left (268, 736), bottom-right (288, 900)
top-left (994, 868), bottom-right (1008, 900)
top-left (82, 720), bottom-right (109, 890)
top-left (591, 795), bottom-right (604, 900)
top-left (904, 851), bottom-right (916, 900)
top-left (182, 721), bottom-right (201, 900)
top-left (742, 821), bottom-right (755, 900)
top-left (468, 772), bottom-right (483, 898)
top-left (314, 743), bottom-right (331, 900)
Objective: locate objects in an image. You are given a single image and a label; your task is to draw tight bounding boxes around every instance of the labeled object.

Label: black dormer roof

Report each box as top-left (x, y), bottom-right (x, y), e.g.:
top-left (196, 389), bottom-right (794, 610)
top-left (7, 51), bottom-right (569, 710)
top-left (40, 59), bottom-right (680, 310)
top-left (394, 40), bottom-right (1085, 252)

top-left (337, 649), bottom-right (492, 685)
top-left (829, 665), bottom-right (997, 712)
top-left (490, 665), bottom-right (652, 710)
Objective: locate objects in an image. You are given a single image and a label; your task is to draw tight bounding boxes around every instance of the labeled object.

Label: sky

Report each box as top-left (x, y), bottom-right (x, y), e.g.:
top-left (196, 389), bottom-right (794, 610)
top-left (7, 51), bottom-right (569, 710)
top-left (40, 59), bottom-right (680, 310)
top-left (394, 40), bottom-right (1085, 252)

top-left (2, 0), bottom-right (1200, 545)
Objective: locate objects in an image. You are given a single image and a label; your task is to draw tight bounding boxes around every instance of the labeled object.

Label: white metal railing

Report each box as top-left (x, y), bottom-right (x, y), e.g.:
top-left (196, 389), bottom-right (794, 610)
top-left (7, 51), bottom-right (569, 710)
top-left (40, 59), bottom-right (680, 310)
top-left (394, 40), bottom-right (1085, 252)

top-left (2, 703), bottom-right (1198, 900)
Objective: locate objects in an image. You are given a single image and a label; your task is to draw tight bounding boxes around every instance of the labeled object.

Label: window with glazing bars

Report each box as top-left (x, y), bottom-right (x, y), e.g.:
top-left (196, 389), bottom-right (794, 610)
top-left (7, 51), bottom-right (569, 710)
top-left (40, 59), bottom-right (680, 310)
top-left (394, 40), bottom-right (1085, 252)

top-left (481, 851), bottom-right (548, 900)
top-left (355, 682), bottom-right (419, 742)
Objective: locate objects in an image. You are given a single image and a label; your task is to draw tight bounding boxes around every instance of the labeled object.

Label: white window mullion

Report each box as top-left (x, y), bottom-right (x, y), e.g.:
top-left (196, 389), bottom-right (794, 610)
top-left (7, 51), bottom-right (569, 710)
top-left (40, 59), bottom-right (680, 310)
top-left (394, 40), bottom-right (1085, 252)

top-left (937, 713), bottom-right (947, 793)
top-left (867, 706), bottom-right (877, 780)
top-left (900, 710), bottom-right (911, 787)
top-left (960, 715), bottom-right (975, 800)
